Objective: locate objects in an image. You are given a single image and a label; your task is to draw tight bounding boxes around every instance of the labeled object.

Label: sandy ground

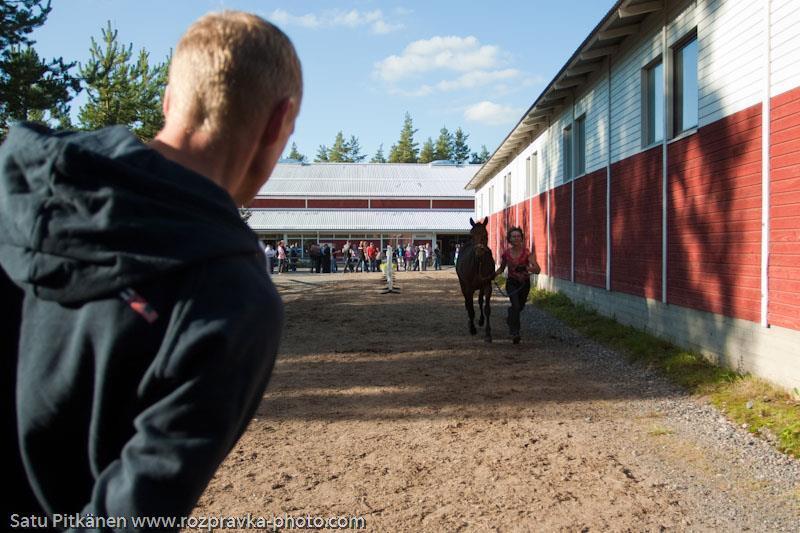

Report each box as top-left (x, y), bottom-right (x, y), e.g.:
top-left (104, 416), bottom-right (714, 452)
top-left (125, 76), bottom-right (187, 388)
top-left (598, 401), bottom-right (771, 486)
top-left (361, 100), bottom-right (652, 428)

top-left (193, 269), bottom-right (799, 532)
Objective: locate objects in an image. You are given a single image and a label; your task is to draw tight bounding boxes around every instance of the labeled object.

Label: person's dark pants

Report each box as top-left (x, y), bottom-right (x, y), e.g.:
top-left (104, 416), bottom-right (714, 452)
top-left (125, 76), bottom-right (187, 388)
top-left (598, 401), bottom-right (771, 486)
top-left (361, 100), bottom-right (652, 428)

top-left (322, 257), bottom-right (331, 273)
top-left (313, 256), bottom-right (322, 273)
top-left (506, 277), bottom-right (531, 336)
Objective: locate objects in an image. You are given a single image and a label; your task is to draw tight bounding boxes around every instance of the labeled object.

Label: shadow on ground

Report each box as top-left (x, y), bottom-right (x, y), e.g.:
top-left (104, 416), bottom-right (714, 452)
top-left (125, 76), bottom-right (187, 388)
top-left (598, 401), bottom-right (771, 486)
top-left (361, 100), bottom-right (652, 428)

top-left (259, 272), bottom-right (674, 422)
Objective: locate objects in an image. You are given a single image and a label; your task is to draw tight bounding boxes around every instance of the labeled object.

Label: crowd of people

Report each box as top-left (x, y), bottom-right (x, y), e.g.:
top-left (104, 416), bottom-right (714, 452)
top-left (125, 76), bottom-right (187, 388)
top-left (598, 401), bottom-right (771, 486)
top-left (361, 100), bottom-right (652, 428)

top-left (263, 240), bottom-right (446, 274)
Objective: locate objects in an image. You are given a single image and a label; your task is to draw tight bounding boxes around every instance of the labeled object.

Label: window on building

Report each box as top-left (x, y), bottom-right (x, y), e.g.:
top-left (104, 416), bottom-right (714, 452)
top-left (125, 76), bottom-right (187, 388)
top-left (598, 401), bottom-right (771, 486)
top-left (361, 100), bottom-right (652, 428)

top-left (525, 156), bottom-right (531, 198)
top-left (504, 172), bottom-right (512, 207)
top-left (488, 185), bottom-right (494, 213)
top-left (562, 125), bottom-right (573, 180)
top-left (529, 152), bottom-right (538, 196)
top-left (644, 59), bottom-right (664, 145)
top-left (575, 115), bottom-right (586, 176)
top-left (673, 35), bottom-right (698, 135)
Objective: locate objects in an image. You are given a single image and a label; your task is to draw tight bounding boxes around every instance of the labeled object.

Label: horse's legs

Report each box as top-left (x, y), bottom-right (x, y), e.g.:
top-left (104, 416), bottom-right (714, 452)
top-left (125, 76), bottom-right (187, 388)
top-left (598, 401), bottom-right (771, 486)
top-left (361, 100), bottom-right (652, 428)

top-left (477, 290), bottom-right (485, 326)
top-left (481, 283), bottom-right (492, 342)
top-left (462, 288), bottom-right (477, 335)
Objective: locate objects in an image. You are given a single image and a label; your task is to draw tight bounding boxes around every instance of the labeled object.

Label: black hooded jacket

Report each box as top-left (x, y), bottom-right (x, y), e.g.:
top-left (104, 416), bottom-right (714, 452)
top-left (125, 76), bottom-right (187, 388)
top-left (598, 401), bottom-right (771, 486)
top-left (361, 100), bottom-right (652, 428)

top-left (0, 123), bottom-right (283, 530)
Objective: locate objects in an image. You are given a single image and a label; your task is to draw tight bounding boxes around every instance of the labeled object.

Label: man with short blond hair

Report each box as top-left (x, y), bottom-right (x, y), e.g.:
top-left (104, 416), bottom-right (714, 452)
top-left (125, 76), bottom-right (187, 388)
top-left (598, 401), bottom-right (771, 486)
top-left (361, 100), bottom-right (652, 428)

top-left (1, 11), bottom-right (301, 528)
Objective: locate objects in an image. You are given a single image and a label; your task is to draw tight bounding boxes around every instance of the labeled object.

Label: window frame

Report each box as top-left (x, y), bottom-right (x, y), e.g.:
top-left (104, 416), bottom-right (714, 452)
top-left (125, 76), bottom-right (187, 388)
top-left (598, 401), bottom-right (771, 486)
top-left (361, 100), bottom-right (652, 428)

top-left (562, 124), bottom-right (573, 181)
top-left (575, 115), bottom-right (586, 176)
top-left (642, 56), bottom-right (664, 147)
top-left (672, 32), bottom-right (698, 137)
top-left (525, 156), bottom-right (531, 198)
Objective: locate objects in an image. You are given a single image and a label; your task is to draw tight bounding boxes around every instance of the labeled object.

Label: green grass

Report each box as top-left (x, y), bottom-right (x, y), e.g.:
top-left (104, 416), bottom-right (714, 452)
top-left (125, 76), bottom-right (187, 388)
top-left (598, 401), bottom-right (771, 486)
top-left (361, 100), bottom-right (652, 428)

top-left (527, 287), bottom-right (800, 458)
top-left (648, 423), bottom-right (675, 436)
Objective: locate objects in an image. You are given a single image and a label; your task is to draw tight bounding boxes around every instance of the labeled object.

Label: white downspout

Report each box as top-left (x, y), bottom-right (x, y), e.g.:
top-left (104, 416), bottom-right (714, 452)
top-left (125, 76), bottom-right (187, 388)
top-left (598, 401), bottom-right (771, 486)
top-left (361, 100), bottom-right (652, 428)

top-left (661, 9), bottom-right (669, 304)
top-left (761, 0), bottom-right (771, 327)
top-left (606, 57), bottom-right (612, 291)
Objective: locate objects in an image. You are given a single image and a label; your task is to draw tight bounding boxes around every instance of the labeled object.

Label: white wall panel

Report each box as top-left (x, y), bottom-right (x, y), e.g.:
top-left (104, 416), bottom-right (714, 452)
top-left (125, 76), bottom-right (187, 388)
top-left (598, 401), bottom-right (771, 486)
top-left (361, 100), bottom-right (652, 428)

top-left (609, 22), bottom-right (661, 163)
top-left (576, 77), bottom-right (610, 174)
top-left (550, 109), bottom-right (573, 187)
top-left (771, 0), bottom-right (800, 97)
top-left (666, 0), bottom-right (696, 45)
top-left (697, 0), bottom-right (763, 127)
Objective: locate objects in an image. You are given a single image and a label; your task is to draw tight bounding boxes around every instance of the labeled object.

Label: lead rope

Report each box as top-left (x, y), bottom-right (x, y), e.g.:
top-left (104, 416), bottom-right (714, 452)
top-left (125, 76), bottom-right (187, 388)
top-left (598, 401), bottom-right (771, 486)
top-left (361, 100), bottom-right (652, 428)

top-left (493, 276), bottom-right (529, 298)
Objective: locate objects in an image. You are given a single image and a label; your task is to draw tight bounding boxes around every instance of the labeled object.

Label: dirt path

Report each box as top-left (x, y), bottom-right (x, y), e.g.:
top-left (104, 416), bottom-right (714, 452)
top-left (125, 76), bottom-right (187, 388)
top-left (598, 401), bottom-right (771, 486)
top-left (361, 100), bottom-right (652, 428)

top-left (194, 270), bottom-right (800, 532)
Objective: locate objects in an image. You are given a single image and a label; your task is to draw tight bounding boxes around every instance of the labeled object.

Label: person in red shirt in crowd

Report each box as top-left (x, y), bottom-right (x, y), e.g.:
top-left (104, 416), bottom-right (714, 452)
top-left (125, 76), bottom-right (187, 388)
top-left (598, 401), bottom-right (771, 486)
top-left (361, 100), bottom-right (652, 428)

top-left (366, 242), bottom-right (378, 272)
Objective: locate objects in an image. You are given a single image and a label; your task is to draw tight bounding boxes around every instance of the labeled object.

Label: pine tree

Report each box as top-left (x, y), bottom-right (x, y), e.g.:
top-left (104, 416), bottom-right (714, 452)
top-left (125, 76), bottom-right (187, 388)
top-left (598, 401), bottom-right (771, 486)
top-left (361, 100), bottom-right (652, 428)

top-left (419, 137), bottom-right (435, 164)
top-left (287, 141), bottom-right (306, 163)
top-left (388, 112), bottom-right (418, 163)
top-left (131, 49), bottom-right (168, 141)
top-left (370, 144), bottom-right (386, 163)
top-left (470, 144), bottom-right (491, 164)
top-left (327, 131), bottom-right (348, 162)
top-left (345, 135), bottom-right (366, 162)
top-left (314, 144), bottom-right (329, 162)
top-left (452, 127), bottom-right (470, 164)
top-left (238, 205), bottom-right (252, 223)
top-left (0, 0), bottom-right (80, 136)
top-left (434, 126), bottom-right (453, 161)
top-left (78, 21), bottom-right (168, 141)
top-left (479, 144), bottom-right (490, 163)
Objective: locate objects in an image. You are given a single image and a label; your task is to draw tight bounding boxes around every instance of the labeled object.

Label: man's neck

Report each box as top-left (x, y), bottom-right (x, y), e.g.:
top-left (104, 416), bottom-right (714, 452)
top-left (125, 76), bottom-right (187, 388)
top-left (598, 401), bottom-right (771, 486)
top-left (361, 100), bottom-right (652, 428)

top-left (149, 127), bottom-right (246, 203)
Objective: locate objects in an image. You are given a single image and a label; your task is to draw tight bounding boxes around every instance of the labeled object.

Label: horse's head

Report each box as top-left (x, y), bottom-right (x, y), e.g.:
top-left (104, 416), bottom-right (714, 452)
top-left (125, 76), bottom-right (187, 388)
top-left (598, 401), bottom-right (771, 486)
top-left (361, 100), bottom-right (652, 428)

top-left (469, 217), bottom-right (490, 257)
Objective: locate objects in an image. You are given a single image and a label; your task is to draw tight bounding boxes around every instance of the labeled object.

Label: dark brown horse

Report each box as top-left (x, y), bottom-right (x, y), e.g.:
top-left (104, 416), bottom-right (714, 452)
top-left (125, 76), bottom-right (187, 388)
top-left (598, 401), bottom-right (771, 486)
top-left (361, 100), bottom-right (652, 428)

top-left (456, 217), bottom-right (494, 342)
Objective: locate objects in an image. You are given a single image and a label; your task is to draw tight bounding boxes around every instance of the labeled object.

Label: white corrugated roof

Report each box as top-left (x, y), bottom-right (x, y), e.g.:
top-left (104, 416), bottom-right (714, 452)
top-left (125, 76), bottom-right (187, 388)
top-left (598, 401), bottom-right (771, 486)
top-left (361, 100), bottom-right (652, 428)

top-left (247, 209), bottom-right (472, 232)
top-left (259, 163), bottom-right (478, 197)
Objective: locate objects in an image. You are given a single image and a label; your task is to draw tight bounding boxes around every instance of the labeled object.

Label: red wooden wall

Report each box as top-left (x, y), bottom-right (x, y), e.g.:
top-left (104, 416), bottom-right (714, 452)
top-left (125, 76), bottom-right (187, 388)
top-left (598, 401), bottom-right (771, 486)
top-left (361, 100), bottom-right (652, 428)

top-left (532, 195), bottom-right (548, 275)
top-left (668, 104), bottom-right (762, 322)
top-left (549, 184), bottom-right (572, 280)
top-left (610, 145), bottom-right (662, 299)
top-left (770, 86), bottom-right (800, 330)
top-left (250, 198), bottom-right (305, 208)
top-left (307, 199), bottom-right (369, 208)
top-left (574, 170), bottom-right (607, 288)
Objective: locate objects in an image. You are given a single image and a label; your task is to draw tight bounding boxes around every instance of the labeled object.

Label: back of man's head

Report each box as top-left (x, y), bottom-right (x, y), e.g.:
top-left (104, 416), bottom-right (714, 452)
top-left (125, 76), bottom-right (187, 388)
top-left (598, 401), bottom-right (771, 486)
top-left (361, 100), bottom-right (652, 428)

top-left (168, 11), bottom-right (302, 141)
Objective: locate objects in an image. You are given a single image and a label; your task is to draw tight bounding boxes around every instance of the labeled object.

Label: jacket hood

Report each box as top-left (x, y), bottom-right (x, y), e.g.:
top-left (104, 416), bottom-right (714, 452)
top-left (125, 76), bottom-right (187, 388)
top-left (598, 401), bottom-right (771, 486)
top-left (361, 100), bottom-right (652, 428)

top-left (0, 122), bottom-right (262, 304)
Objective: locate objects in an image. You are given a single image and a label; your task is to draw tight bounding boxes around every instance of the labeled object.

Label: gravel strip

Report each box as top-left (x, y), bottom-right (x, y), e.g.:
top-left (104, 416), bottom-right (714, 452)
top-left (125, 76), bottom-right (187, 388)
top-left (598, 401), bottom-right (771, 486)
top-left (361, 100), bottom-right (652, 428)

top-left (520, 301), bottom-right (800, 531)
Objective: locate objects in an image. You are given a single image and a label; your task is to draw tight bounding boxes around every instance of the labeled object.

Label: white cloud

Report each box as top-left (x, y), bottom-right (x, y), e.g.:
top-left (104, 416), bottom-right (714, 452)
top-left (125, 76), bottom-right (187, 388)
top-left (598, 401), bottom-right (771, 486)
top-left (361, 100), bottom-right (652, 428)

top-left (464, 101), bottom-right (522, 126)
top-left (269, 8), bottom-right (321, 29)
top-left (374, 36), bottom-right (503, 82)
top-left (267, 8), bottom-right (402, 34)
top-left (434, 69), bottom-right (520, 92)
top-left (371, 19), bottom-right (402, 35)
top-left (388, 85), bottom-right (435, 97)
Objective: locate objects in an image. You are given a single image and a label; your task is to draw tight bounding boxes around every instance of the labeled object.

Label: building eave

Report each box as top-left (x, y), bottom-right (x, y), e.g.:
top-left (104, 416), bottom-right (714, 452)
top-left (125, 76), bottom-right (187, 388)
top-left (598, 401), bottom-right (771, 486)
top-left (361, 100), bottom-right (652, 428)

top-left (466, 0), bottom-right (661, 191)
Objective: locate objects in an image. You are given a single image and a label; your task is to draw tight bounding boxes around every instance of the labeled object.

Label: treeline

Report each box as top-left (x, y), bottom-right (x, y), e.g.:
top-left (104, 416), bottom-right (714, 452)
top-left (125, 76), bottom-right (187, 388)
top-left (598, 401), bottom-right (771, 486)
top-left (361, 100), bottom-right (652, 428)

top-left (1, 1), bottom-right (168, 141)
top-left (289, 112), bottom-right (491, 165)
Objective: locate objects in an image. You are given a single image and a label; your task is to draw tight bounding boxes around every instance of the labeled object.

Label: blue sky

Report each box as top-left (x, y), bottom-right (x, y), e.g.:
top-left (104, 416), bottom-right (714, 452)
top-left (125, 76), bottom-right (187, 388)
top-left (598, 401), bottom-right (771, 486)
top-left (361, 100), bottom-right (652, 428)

top-left (31, 1), bottom-right (613, 160)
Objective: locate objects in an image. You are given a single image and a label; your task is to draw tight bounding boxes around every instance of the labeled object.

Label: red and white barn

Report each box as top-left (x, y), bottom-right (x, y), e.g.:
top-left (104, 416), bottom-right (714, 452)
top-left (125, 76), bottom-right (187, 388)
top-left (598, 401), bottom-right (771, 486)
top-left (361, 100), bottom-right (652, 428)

top-left (468, 0), bottom-right (800, 390)
top-left (248, 162), bottom-right (477, 264)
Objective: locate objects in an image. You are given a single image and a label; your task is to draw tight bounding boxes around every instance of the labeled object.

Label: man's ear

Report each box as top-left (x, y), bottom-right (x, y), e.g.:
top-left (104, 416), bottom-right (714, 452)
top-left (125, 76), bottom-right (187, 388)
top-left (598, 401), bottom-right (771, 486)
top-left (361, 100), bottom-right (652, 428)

top-left (260, 97), bottom-right (297, 147)
top-left (162, 85), bottom-right (172, 116)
